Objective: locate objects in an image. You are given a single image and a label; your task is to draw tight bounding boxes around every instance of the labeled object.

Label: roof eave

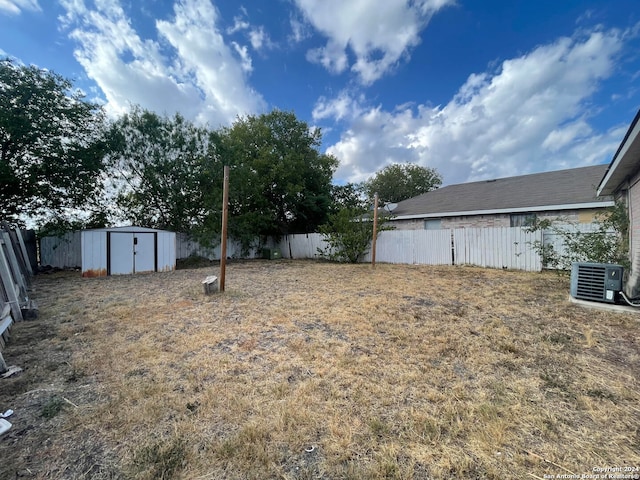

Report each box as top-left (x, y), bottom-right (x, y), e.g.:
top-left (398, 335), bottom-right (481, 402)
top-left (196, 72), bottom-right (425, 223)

top-left (597, 109), bottom-right (640, 196)
top-left (391, 201), bottom-right (615, 221)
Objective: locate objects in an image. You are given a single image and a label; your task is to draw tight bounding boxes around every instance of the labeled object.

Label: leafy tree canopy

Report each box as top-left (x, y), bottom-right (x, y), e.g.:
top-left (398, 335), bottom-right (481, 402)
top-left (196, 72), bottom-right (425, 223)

top-left (0, 58), bottom-right (107, 224)
top-left (104, 108), bottom-right (337, 252)
top-left (330, 182), bottom-right (368, 213)
top-left (364, 163), bottom-right (442, 204)
top-left (105, 107), bottom-right (210, 233)
top-left (209, 110), bottom-right (338, 247)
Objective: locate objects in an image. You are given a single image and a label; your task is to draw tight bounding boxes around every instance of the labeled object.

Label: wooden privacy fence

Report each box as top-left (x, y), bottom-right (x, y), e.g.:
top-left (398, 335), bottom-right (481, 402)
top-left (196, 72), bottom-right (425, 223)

top-left (0, 224), bottom-right (37, 373)
top-left (39, 231), bottom-right (82, 269)
top-left (541, 223), bottom-right (614, 269)
top-left (175, 233), bottom-right (270, 260)
top-left (44, 226), bottom-right (620, 273)
top-left (452, 227), bottom-right (542, 271)
top-left (278, 227), bottom-right (543, 272)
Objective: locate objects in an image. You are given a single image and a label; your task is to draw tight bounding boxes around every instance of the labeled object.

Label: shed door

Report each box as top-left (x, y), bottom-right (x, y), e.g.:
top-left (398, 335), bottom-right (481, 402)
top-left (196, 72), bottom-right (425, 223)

top-left (134, 233), bottom-right (155, 273)
top-left (110, 233), bottom-right (134, 275)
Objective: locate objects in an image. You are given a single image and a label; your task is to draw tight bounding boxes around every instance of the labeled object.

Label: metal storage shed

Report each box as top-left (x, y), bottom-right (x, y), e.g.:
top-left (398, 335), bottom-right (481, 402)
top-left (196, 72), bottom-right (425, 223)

top-left (81, 227), bottom-right (176, 277)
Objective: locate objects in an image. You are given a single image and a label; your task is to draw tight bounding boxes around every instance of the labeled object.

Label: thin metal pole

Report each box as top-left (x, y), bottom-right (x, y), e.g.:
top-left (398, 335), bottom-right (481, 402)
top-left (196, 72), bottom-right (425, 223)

top-left (220, 165), bottom-right (229, 292)
top-left (372, 192), bottom-right (378, 269)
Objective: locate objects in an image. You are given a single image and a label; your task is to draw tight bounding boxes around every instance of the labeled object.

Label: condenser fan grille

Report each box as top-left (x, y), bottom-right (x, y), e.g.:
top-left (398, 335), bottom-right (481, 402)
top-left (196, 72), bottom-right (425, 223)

top-left (575, 265), bottom-right (606, 301)
top-left (570, 263), bottom-right (623, 304)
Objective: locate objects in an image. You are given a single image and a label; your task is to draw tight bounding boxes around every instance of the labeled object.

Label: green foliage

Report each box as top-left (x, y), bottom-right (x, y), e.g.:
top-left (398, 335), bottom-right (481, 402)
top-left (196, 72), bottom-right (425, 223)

top-left (318, 207), bottom-right (391, 263)
top-left (330, 182), bottom-right (368, 212)
top-left (36, 211), bottom-right (110, 238)
top-left (364, 163), bottom-right (442, 204)
top-left (526, 202), bottom-right (629, 271)
top-left (105, 107), bottom-right (210, 234)
top-left (131, 435), bottom-right (186, 480)
top-left (41, 396), bottom-right (65, 419)
top-left (204, 110), bottom-right (338, 250)
top-left (0, 58), bottom-right (107, 223)
top-left (103, 108), bottom-right (337, 253)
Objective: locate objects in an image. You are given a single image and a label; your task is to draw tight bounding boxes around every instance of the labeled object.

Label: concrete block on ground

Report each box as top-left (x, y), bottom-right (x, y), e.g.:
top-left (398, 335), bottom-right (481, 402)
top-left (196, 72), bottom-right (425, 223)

top-left (202, 275), bottom-right (219, 295)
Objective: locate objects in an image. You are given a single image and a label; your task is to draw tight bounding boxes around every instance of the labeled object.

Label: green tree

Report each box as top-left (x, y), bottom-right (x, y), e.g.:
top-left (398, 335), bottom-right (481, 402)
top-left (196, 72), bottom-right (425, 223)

top-left (365, 163), bottom-right (442, 204)
top-left (0, 58), bottom-right (107, 223)
top-left (330, 182), bottom-right (368, 213)
top-left (105, 107), bottom-right (211, 233)
top-left (318, 207), bottom-right (391, 263)
top-left (209, 110), bottom-right (338, 247)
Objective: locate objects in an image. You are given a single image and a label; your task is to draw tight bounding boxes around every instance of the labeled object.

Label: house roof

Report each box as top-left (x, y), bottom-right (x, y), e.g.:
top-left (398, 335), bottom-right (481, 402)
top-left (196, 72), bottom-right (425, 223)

top-left (597, 109), bottom-right (640, 196)
top-left (391, 164), bottom-right (613, 220)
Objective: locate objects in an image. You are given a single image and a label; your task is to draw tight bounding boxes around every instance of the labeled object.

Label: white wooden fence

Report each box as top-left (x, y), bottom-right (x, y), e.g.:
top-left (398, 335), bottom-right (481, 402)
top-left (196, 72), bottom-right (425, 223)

top-left (452, 227), bottom-right (542, 271)
top-left (277, 227), bottom-right (543, 271)
top-left (542, 223), bottom-right (611, 263)
top-left (42, 225), bottom-right (618, 273)
top-left (362, 230), bottom-right (453, 265)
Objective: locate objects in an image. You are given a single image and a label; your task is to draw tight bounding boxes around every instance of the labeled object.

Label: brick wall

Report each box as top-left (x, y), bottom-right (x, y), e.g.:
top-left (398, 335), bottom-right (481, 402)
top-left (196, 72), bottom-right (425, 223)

top-left (442, 214), bottom-right (509, 229)
top-left (391, 208), bottom-right (604, 230)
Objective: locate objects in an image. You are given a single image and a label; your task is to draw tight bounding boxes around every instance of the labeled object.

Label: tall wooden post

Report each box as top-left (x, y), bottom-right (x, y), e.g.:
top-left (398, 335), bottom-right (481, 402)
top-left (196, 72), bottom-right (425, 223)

top-left (372, 192), bottom-right (378, 269)
top-left (220, 165), bottom-right (229, 292)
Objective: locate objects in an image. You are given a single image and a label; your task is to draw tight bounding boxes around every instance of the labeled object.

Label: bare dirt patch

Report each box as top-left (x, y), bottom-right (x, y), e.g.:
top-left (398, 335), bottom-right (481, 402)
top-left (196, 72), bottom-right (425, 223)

top-left (0, 261), bottom-right (638, 479)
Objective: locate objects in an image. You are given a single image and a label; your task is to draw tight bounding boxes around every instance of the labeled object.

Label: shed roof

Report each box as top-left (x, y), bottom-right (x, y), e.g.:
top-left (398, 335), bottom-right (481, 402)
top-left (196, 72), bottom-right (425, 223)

top-left (392, 164), bottom-right (612, 219)
top-left (84, 226), bottom-right (175, 234)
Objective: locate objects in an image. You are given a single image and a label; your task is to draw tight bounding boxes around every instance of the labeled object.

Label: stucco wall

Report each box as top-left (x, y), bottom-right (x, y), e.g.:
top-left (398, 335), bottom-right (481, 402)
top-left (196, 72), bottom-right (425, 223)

top-left (391, 208), bottom-right (605, 231)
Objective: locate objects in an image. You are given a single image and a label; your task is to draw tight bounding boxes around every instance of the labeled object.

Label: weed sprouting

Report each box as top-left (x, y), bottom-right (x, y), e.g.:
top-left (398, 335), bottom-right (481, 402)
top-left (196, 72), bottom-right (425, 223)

top-left (131, 435), bottom-right (186, 480)
top-left (41, 397), bottom-right (65, 419)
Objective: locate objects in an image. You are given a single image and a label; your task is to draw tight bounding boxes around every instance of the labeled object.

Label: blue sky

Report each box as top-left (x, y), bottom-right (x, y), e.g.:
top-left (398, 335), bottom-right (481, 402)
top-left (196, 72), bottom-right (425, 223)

top-left (1, 0), bottom-right (640, 187)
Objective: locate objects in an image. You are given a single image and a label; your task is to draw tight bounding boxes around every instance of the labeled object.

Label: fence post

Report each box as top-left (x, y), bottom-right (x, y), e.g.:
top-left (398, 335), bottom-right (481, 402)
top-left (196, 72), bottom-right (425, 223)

top-left (219, 165), bottom-right (229, 292)
top-left (372, 193), bottom-right (378, 269)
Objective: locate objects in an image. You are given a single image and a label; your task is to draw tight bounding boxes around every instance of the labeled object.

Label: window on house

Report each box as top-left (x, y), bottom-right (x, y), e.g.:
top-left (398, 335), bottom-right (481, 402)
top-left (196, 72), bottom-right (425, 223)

top-left (510, 213), bottom-right (537, 227)
top-left (424, 219), bottom-right (442, 230)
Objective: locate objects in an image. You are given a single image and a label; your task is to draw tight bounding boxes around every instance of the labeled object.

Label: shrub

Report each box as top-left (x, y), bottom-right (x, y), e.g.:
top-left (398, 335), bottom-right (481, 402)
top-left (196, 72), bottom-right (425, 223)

top-left (317, 207), bottom-right (391, 263)
top-left (526, 201), bottom-right (629, 271)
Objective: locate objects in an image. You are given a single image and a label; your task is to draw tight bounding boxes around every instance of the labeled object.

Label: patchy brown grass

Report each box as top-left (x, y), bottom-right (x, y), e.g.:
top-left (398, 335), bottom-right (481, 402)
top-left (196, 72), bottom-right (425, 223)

top-left (0, 260), bottom-right (638, 479)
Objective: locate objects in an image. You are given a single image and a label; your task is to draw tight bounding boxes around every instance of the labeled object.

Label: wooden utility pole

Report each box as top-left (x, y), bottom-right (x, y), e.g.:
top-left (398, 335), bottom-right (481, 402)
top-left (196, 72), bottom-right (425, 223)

top-left (372, 192), bottom-right (378, 269)
top-left (220, 165), bottom-right (229, 292)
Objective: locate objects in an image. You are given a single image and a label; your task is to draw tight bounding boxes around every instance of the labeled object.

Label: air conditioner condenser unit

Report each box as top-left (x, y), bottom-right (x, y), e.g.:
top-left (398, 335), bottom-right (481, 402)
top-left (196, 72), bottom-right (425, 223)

top-left (570, 262), bottom-right (624, 304)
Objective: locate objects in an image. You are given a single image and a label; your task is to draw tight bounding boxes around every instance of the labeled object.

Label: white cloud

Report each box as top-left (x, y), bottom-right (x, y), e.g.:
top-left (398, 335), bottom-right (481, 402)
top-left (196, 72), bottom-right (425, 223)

top-left (313, 90), bottom-right (363, 121)
top-left (0, 0), bottom-right (40, 15)
top-left (226, 8), bottom-right (273, 52)
top-left (294, 0), bottom-right (454, 84)
top-left (289, 15), bottom-right (310, 43)
top-left (227, 16), bottom-right (249, 34)
top-left (59, 0), bottom-right (265, 126)
top-left (542, 120), bottom-right (592, 152)
top-left (248, 26), bottom-right (273, 51)
top-left (317, 28), bottom-right (626, 184)
top-left (232, 41), bottom-right (252, 72)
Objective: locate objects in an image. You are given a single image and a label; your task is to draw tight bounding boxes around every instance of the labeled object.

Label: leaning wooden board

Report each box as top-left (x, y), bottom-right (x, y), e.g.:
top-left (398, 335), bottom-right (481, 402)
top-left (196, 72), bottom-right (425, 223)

top-left (0, 303), bottom-right (13, 373)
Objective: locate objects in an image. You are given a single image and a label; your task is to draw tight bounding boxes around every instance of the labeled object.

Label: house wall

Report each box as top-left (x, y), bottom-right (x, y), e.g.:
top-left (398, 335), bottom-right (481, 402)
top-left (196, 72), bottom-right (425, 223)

top-left (391, 208), bottom-right (605, 230)
top-left (622, 170), bottom-right (640, 297)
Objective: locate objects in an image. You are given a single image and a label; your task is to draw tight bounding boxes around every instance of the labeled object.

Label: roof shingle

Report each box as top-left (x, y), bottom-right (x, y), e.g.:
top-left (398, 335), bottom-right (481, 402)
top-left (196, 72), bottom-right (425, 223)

top-left (392, 164), bottom-right (611, 217)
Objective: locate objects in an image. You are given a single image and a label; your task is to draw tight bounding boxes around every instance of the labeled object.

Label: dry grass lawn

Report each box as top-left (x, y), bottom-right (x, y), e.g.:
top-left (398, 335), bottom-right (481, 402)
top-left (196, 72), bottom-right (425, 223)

top-left (0, 260), bottom-right (638, 479)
